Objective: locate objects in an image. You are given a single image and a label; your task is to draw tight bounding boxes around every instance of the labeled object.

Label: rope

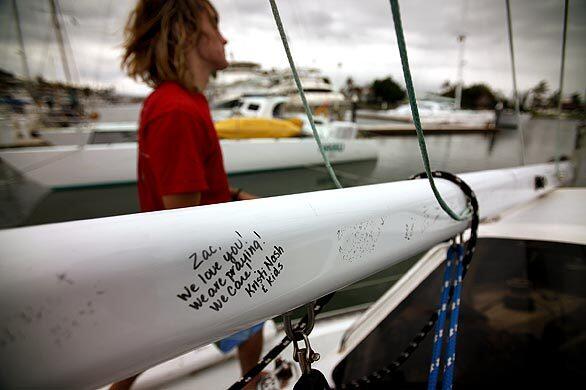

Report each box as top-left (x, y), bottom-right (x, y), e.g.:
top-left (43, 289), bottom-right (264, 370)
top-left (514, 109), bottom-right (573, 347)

top-left (227, 293), bottom-right (335, 390)
top-left (230, 174), bottom-right (478, 390)
top-left (270, 0), bottom-right (473, 219)
top-left (340, 171), bottom-right (479, 389)
top-left (427, 246), bottom-right (457, 390)
top-left (268, 0), bottom-right (342, 189)
top-left (555, 0), bottom-right (569, 177)
top-left (228, 3), bottom-right (477, 387)
top-left (505, 0), bottom-right (526, 166)
top-left (388, 0), bottom-right (470, 222)
top-left (442, 244), bottom-right (464, 390)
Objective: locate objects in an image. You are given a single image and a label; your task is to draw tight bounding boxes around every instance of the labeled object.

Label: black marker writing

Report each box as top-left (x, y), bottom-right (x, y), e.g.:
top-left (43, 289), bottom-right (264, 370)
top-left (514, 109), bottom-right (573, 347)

top-left (197, 261), bottom-right (222, 285)
top-left (177, 231), bottom-right (285, 312)
top-left (188, 253), bottom-right (203, 270)
top-left (208, 294), bottom-right (229, 311)
top-left (176, 283), bottom-right (200, 301)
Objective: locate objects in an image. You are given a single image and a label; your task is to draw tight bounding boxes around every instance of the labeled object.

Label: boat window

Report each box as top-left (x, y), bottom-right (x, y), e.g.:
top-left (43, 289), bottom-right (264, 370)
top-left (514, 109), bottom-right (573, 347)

top-left (333, 238), bottom-right (586, 388)
top-left (303, 88), bottom-right (332, 93)
top-left (272, 103), bottom-right (285, 118)
top-left (90, 131), bottom-right (137, 144)
top-left (246, 103), bottom-right (260, 111)
top-left (212, 100), bottom-right (241, 109)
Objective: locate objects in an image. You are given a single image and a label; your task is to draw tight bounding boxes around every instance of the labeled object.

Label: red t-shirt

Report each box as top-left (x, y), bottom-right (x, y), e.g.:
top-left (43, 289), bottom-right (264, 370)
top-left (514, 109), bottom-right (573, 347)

top-left (137, 82), bottom-right (231, 212)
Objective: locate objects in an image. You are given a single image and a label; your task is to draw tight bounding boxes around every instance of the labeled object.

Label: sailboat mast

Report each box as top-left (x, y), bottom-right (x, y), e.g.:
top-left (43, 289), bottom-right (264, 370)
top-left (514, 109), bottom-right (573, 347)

top-left (11, 0), bottom-right (31, 82)
top-left (48, 0), bottom-right (72, 84)
top-left (454, 0), bottom-right (468, 110)
top-left (557, 0), bottom-right (569, 114)
top-left (454, 34), bottom-right (465, 109)
top-left (505, 0), bottom-right (526, 166)
top-left (554, 0), bottom-right (569, 175)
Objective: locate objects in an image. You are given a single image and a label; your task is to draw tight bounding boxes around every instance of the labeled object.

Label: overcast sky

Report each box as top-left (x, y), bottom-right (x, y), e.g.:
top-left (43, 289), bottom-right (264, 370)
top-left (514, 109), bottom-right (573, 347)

top-left (0, 0), bottom-right (584, 98)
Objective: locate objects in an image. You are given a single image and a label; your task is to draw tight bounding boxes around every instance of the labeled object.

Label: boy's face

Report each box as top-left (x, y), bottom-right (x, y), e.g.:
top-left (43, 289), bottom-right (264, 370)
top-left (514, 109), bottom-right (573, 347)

top-left (197, 13), bottom-right (229, 71)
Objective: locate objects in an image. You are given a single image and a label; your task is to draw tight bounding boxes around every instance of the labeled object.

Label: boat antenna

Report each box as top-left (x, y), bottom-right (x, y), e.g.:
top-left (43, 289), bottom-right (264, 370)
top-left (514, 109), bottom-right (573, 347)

top-left (11, 0), bottom-right (32, 83)
top-left (555, 0), bottom-right (569, 177)
top-left (57, 1), bottom-right (81, 84)
top-left (454, 0), bottom-right (468, 110)
top-left (505, 0), bottom-right (526, 165)
top-left (35, 4), bottom-right (55, 79)
top-left (48, 0), bottom-right (72, 84)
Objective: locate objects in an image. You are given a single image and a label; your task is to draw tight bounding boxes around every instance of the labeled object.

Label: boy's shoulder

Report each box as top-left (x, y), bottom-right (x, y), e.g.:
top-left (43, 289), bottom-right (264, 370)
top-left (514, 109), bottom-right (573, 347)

top-left (141, 82), bottom-right (207, 123)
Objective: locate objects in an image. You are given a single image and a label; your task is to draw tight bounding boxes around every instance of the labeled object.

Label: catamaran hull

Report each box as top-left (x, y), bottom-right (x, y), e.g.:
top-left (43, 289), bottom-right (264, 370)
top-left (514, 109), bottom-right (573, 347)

top-left (0, 138), bottom-right (378, 189)
top-left (0, 163), bottom-right (571, 388)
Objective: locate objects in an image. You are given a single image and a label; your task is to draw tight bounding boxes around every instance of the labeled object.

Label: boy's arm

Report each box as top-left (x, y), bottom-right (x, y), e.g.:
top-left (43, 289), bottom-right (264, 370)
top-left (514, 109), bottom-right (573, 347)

top-left (230, 187), bottom-right (257, 201)
top-left (162, 192), bottom-right (202, 209)
top-left (162, 188), bottom-right (257, 210)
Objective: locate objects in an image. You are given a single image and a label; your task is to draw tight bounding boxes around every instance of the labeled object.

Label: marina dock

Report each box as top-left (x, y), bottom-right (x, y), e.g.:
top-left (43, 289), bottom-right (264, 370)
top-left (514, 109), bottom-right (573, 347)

top-left (358, 122), bottom-right (498, 136)
top-left (0, 137), bottom-right (49, 149)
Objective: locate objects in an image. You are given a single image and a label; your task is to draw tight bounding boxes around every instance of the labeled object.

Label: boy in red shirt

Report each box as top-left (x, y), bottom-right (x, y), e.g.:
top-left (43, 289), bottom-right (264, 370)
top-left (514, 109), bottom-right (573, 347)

top-left (116, 1), bottom-right (262, 388)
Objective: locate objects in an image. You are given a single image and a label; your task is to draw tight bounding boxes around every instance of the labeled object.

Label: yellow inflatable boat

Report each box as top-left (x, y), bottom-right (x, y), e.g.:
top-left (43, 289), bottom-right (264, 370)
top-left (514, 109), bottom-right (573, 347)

top-left (215, 117), bottom-right (302, 139)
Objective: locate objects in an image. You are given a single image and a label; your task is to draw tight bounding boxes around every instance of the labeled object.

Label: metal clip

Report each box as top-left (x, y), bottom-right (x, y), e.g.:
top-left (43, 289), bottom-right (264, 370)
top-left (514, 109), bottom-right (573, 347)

top-left (282, 301), bottom-right (316, 341)
top-left (282, 301), bottom-right (319, 375)
top-left (292, 332), bottom-right (320, 374)
top-left (450, 236), bottom-right (458, 249)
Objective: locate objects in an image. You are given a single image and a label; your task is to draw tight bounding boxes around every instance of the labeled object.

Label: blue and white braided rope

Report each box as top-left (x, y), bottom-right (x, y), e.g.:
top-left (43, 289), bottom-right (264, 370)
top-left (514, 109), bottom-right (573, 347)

top-left (442, 244), bottom-right (464, 390)
top-left (427, 244), bottom-right (465, 390)
top-left (427, 245), bottom-right (457, 389)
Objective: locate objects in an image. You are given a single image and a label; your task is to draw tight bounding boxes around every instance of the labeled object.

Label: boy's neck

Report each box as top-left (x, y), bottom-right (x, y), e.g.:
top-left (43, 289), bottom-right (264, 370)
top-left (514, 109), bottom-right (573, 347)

top-left (187, 49), bottom-right (211, 92)
top-left (193, 67), bottom-right (211, 92)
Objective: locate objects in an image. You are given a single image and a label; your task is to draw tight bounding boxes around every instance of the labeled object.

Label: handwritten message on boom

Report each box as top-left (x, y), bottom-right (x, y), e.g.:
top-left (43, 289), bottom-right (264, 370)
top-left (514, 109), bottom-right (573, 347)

top-left (176, 231), bottom-right (285, 312)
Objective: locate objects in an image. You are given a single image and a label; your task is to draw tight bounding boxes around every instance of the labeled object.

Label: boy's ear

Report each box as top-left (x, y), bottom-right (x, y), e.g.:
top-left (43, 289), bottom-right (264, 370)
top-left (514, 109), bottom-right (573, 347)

top-left (184, 31), bottom-right (198, 47)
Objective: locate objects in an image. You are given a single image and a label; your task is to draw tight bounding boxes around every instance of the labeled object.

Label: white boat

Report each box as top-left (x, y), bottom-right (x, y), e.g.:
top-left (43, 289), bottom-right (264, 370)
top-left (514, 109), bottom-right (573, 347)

top-left (269, 68), bottom-right (347, 115)
top-left (358, 100), bottom-right (496, 127)
top-left (37, 122), bottom-right (138, 146)
top-left (208, 62), bottom-right (275, 106)
top-left (211, 64), bottom-right (348, 121)
top-left (0, 162), bottom-right (573, 388)
top-left (10, 95), bottom-right (369, 190)
top-left (0, 137), bottom-right (378, 189)
top-left (38, 95), bottom-right (357, 147)
top-left (222, 95), bottom-right (358, 139)
top-left (213, 95), bottom-right (291, 120)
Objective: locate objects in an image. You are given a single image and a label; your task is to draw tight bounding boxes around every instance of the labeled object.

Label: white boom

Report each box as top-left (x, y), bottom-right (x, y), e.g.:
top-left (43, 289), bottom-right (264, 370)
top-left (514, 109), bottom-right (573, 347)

top-left (0, 162), bottom-right (571, 388)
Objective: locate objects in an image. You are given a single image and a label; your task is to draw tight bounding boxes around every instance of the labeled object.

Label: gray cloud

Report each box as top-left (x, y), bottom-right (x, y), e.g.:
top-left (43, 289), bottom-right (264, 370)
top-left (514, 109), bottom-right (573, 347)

top-left (0, 0), bottom-right (583, 97)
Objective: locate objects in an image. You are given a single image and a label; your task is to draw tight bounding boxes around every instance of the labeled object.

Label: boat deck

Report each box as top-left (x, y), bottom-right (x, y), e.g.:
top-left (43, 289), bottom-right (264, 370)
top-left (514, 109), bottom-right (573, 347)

top-left (479, 188), bottom-right (586, 245)
top-left (358, 122), bottom-right (498, 136)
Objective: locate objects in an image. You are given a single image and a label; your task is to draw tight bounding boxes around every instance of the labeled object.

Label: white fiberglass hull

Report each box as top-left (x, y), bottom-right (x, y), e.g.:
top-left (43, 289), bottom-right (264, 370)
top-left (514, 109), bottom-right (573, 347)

top-left (38, 122), bottom-right (139, 146)
top-left (0, 162), bottom-right (571, 388)
top-left (0, 138), bottom-right (378, 189)
top-left (357, 109), bottom-right (495, 126)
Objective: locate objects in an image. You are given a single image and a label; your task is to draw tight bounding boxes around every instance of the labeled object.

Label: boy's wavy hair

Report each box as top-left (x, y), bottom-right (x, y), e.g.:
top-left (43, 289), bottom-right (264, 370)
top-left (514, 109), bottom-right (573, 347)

top-left (122, 0), bottom-right (218, 92)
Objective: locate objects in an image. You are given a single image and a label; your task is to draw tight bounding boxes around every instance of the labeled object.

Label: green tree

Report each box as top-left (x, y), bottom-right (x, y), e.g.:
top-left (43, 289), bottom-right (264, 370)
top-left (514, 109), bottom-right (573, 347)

top-left (548, 90), bottom-right (560, 108)
top-left (440, 80), bottom-right (455, 97)
top-left (440, 82), bottom-right (496, 109)
top-left (463, 84), bottom-right (496, 109)
top-left (371, 77), bottom-right (406, 106)
top-left (531, 80), bottom-right (549, 108)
